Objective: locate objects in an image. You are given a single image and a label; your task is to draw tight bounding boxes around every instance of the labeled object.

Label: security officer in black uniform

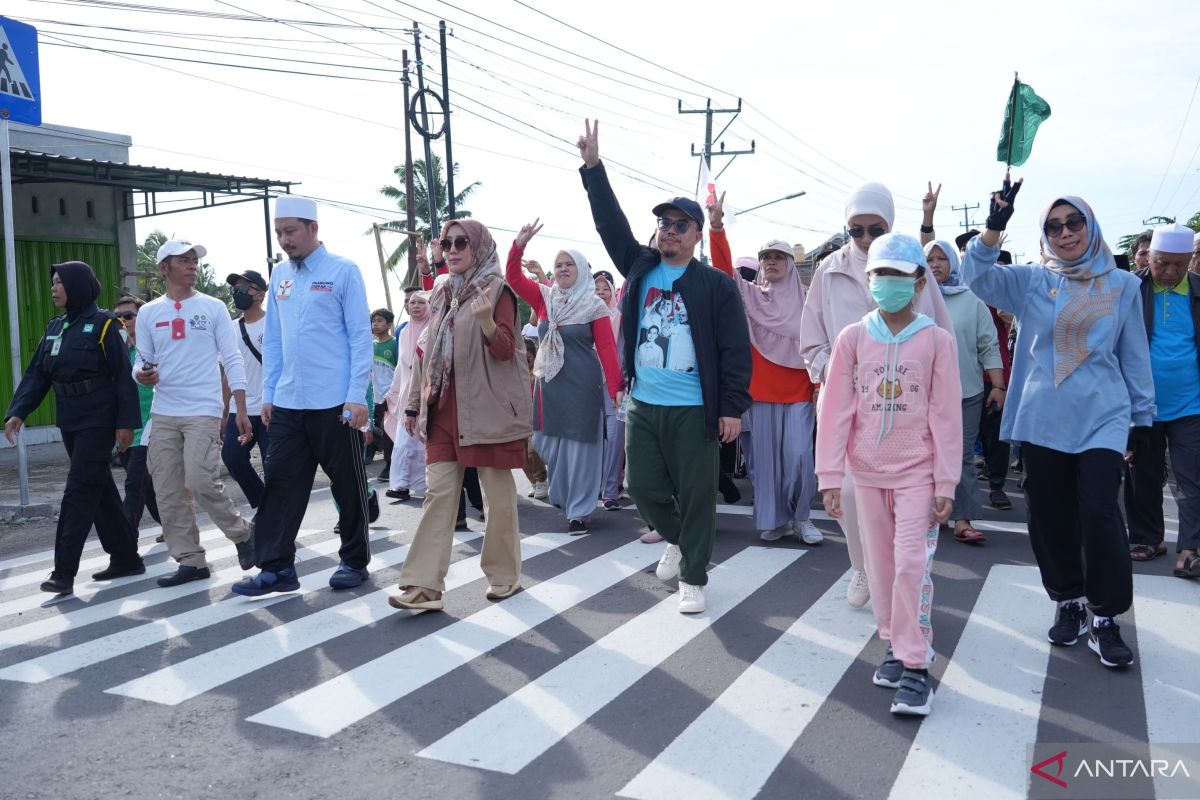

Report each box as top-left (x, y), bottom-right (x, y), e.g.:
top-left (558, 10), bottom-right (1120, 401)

top-left (4, 261), bottom-right (146, 595)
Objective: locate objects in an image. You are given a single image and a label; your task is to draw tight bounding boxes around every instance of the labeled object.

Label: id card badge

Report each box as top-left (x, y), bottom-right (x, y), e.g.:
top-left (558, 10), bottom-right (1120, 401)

top-left (171, 317), bottom-right (187, 340)
top-left (48, 335), bottom-right (62, 356)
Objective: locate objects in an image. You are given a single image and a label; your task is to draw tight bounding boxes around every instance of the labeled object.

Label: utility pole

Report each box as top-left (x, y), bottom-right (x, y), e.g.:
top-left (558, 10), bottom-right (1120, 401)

top-left (402, 49), bottom-right (418, 289)
top-left (951, 202), bottom-right (981, 232)
top-left (679, 98), bottom-right (754, 262)
top-left (411, 24), bottom-right (439, 241)
top-left (439, 21), bottom-right (456, 221)
top-left (372, 223), bottom-right (393, 310)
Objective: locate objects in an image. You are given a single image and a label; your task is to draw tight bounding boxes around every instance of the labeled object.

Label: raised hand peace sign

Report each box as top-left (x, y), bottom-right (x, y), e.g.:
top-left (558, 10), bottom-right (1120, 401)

top-left (921, 181), bottom-right (942, 215)
top-left (707, 190), bottom-right (726, 228)
top-left (515, 218), bottom-right (544, 249)
top-left (577, 118), bottom-right (600, 168)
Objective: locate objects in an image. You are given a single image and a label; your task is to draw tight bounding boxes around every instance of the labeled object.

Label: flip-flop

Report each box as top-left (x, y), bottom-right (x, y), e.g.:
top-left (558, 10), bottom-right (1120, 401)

top-left (1173, 553), bottom-right (1200, 579)
top-left (953, 526), bottom-right (987, 544)
top-left (1130, 544), bottom-right (1168, 561)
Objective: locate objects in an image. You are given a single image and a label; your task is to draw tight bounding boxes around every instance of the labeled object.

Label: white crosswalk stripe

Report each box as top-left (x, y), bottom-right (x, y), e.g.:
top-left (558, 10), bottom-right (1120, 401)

top-left (1, 515), bottom-right (1196, 799)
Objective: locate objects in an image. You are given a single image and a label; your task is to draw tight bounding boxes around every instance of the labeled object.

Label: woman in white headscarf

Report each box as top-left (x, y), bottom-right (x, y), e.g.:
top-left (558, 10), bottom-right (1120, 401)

top-left (384, 289), bottom-right (432, 501)
top-left (799, 182), bottom-right (954, 608)
top-left (506, 220), bottom-right (623, 533)
top-left (594, 269), bottom-right (626, 511)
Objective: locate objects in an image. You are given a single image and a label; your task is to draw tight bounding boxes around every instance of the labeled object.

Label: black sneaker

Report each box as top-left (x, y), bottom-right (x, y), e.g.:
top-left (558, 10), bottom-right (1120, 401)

top-left (386, 488), bottom-right (410, 501)
top-left (1089, 618), bottom-right (1135, 668)
top-left (890, 669), bottom-right (934, 716)
top-left (376, 467), bottom-right (390, 483)
top-left (568, 518), bottom-right (588, 535)
top-left (988, 488), bottom-right (1013, 510)
top-left (368, 491), bottom-right (381, 523)
top-left (236, 532), bottom-right (256, 571)
top-left (40, 573), bottom-right (74, 594)
top-left (1048, 601), bottom-right (1088, 646)
top-left (157, 565), bottom-right (211, 587)
top-left (455, 515), bottom-right (469, 531)
top-left (1011, 458), bottom-right (1024, 473)
top-left (91, 560), bottom-right (146, 581)
top-left (873, 646), bottom-right (904, 688)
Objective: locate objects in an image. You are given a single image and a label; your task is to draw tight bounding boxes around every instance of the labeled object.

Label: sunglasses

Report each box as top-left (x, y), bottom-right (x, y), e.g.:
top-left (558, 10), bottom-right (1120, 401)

top-left (115, 311), bottom-right (137, 321)
top-left (1043, 215), bottom-right (1086, 238)
top-left (848, 224), bottom-right (887, 239)
top-left (439, 235), bottom-right (471, 252)
top-left (656, 218), bottom-right (695, 234)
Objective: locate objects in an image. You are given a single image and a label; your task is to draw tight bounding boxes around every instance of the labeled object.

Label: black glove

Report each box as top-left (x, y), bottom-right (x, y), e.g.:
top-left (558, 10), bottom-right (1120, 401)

top-left (1126, 426), bottom-right (1154, 464)
top-left (985, 174), bottom-right (1023, 231)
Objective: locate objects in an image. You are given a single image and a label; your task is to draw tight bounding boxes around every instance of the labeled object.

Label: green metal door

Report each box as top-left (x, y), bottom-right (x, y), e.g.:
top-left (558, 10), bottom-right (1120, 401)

top-left (1, 239), bottom-right (121, 428)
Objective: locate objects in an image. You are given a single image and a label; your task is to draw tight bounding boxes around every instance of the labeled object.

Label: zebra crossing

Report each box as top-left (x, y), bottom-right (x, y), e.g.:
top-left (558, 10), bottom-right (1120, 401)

top-left (1, 496), bottom-right (1197, 799)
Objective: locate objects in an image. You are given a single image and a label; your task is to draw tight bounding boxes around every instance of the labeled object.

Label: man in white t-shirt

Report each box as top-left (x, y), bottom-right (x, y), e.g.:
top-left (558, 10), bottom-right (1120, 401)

top-left (221, 269), bottom-right (269, 508)
top-left (134, 239), bottom-right (255, 587)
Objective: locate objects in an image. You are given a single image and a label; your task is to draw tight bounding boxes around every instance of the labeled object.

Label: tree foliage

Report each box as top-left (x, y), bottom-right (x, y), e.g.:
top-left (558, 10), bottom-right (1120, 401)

top-left (373, 154), bottom-right (480, 272)
top-left (136, 229), bottom-right (234, 313)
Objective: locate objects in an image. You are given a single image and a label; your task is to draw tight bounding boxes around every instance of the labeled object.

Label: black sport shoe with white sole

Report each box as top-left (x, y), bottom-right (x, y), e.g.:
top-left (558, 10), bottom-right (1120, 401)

top-left (890, 669), bottom-right (934, 716)
top-left (1088, 618), bottom-right (1134, 668)
top-left (1047, 601), bottom-right (1088, 646)
top-left (873, 647), bottom-right (904, 688)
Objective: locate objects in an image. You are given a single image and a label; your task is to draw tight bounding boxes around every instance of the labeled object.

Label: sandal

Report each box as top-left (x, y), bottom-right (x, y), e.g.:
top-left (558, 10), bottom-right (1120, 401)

top-left (1173, 553), bottom-right (1200, 579)
top-left (388, 586), bottom-right (444, 611)
top-left (953, 526), bottom-right (987, 544)
top-left (485, 583), bottom-right (521, 600)
top-left (1130, 543), bottom-right (1168, 562)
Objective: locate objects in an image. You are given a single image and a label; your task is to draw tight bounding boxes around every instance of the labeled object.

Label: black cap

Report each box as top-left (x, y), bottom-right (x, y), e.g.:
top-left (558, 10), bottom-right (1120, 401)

top-left (651, 197), bottom-right (705, 229)
top-left (371, 308), bottom-right (395, 324)
top-left (593, 270), bottom-right (615, 285)
top-left (954, 230), bottom-right (981, 251)
top-left (226, 269), bottom-right (267, 291)
top-left (997, 250), bottom-right (1013, 265)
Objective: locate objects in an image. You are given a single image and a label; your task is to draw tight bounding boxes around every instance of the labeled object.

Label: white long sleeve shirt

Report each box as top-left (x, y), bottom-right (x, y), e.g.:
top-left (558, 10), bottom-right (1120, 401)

top-left (135, 292), bottom-right (247, 418)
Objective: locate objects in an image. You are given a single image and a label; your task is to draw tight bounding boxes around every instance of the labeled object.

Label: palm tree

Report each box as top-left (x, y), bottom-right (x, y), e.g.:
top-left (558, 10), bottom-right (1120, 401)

top-left (374, 154), bottom-right (480, 270)
top-left (135, 229), bottom-right (234, 313)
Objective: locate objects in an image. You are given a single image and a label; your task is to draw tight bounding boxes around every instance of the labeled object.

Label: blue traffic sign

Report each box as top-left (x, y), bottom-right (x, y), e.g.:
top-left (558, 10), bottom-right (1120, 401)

top-left (0, 17), bottom-right (40, 126)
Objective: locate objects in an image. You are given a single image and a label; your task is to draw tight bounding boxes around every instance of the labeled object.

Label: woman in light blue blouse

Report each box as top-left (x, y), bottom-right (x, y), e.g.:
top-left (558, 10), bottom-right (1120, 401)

top-left (961, 172), bottom-right (1154, 672)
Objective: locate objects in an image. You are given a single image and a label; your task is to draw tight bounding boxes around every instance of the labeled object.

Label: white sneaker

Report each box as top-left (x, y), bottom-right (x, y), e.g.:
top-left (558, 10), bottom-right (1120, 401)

top-left (656, 543), bottom-right (682, 581)
top-left (532, 481), bottom-right (549, 500)
top-left (847, 569), bottom-right (870, 608)
top-left (678, 581), bottom-right (706, 613)
top-left (759, 525), bottom-right (789, 542)
top-left (794, 520), bottom-right (824, 545)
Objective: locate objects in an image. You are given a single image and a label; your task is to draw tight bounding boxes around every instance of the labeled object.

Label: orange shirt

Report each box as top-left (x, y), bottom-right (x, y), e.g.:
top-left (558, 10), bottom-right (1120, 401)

top-left (751, 347), bottom-right (814, 403)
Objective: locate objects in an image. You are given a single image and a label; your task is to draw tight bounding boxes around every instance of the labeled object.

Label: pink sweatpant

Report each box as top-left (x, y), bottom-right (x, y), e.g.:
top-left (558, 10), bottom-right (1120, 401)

top-left (855, 483), bottom-right (938, 669)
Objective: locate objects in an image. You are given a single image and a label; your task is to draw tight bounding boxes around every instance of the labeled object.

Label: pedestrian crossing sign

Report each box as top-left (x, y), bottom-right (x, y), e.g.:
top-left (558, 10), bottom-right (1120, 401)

top-left (0, 16), bottom-right (40, 126)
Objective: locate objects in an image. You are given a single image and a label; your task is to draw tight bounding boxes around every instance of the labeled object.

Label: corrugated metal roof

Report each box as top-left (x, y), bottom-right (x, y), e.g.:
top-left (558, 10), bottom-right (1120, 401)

top-left (9, 149), bottom-right (295, 194)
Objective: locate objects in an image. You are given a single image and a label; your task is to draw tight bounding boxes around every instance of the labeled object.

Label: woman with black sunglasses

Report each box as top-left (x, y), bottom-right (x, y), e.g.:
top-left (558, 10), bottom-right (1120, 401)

top-left (799, 182), bottom-right (954, 608)
top-left (961, 173), bottom-right (1154, 670)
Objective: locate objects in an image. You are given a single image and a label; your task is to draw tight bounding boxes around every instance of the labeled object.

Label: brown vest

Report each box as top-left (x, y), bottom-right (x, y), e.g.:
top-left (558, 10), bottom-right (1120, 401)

top-left (415, 275), bottom-right (532, 446)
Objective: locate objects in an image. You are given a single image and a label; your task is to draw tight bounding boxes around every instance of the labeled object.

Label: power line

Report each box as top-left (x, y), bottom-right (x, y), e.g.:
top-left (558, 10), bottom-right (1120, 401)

top-left (1146, 75), bottom-right (1200, 216)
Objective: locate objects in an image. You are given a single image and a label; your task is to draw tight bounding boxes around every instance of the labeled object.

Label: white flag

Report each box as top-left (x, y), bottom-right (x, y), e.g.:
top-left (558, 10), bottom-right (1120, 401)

top-left (697, 159), bottom-right (737, 226)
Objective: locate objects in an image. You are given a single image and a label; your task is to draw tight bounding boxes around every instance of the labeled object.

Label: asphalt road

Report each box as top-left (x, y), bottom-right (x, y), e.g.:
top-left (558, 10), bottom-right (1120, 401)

top-left (0, 462), bottom-right (1195, 800)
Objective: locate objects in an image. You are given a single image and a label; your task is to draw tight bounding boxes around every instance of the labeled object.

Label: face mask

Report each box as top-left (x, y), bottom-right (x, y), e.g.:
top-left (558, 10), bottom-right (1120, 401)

top-left (232, 288), bottom-right (254, 311)
top-left (869, 275), bottom-right (916, 313)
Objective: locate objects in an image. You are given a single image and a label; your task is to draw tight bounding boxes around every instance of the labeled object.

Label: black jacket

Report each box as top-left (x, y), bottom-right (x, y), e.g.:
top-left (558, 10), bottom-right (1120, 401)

top-left (1135, 267), bottom-right (1200, 375)
top-left (579, 161), bottom-right (752, 439)
top-left (6, 303), bottom-right (141, 433)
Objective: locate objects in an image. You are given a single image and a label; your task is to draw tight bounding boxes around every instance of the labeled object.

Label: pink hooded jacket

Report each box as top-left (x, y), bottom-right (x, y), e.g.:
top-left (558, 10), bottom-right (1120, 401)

top-left (815, 313), bottom-right (961, 499)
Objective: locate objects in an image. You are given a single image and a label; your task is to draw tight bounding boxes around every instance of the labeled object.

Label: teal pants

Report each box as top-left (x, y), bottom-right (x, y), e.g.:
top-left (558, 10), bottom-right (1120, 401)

top-left (625, 399), bottom-right (719, 586)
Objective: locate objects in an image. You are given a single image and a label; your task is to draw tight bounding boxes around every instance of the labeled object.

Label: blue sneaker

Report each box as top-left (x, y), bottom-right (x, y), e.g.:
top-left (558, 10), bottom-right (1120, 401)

top-left (329, 562), bottom-right (369, 590)
top-left (230, 567), bottom-right (300, 597)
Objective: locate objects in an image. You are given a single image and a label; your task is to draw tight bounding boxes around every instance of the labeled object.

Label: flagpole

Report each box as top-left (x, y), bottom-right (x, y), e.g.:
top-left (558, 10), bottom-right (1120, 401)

top-left (1007, 72), bottom-right (1020, 167)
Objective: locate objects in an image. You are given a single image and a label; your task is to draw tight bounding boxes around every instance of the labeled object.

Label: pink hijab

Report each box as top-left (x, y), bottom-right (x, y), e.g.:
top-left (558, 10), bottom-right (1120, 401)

top-left (383, 292), bottom-right (432, 441)
top-left (735, 249), bottom-right (807, 369)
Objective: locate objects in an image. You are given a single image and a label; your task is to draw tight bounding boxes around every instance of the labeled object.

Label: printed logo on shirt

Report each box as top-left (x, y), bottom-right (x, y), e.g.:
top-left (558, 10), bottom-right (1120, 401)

top-left (310, 281), bottom-right (335, 293)
top-left (277, 279), bottom-right (295, 300)
top-left (188, 314), bottom-right (212, 331)
top-left (636, 288), bottom-right (696, 373)
top-left (858, 360), bottom-right (925, 415)
top-left (155, 321), bottom-right (170, 328)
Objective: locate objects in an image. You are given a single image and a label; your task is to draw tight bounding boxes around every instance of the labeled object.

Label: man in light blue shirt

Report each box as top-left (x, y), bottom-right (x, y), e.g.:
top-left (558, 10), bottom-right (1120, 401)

top-left (232, 196), bottom-right (375, 596)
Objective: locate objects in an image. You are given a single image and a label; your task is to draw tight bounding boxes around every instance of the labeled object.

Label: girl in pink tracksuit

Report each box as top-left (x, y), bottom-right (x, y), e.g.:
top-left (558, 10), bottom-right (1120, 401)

top-left (816, 232), bottom-right (961, 717)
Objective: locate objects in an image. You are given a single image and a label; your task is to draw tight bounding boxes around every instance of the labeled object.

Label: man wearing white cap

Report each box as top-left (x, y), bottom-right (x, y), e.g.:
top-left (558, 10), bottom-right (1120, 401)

top-left (135, 239), bottom-right (255, 586)
top-left (1126, 223), bottom-right (1200, 579)
top-left (231, 196), bottom-right (374, 596)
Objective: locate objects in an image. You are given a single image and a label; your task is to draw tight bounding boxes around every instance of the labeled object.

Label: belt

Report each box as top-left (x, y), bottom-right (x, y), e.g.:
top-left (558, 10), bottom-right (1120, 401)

top-left (53, 376), bottom-right (113, 397)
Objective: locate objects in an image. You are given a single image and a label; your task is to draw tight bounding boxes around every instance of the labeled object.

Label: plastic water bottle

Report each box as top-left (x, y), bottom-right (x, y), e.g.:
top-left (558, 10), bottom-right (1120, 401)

top-left (616, 394), bottom-right (629, 422)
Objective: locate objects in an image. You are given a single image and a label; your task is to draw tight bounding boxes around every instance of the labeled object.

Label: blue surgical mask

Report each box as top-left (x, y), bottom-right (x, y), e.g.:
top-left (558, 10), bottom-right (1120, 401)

top-left (869, 275), bottom-right (917, 312)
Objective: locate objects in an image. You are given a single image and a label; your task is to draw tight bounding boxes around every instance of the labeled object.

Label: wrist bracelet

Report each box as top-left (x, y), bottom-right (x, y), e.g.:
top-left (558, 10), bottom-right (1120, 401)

top-left (710, 225), bottom-right (724, 232)
top-left (920, 224), bottom-right (934, 234)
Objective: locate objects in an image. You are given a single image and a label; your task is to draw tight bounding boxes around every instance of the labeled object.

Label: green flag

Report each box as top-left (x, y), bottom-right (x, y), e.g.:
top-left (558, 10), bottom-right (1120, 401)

top-left (997, 79), bottom-right (1051, 167)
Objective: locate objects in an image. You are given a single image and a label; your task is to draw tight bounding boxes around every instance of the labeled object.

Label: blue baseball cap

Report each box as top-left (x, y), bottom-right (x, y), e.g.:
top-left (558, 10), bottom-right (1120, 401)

top-left (867, 233), bottom-right (927, 275)
top-left (651, 196), bottom-right (705, 229)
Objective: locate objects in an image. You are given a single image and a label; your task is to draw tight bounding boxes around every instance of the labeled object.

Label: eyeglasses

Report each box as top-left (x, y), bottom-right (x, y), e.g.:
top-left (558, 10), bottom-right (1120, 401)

top-left (848, 224), bottom-right (887, 239)
top-left (1043, 215), bottom-right (1086, 238)
top-left (114, 311), bottom-right (137, 321)
top-left (656, 218), bottom-right (694, 234)
top-left (439, 235), bottom-right (471, 252)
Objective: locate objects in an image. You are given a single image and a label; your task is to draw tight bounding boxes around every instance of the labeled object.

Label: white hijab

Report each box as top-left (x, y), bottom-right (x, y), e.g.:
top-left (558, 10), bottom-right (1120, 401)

top-left (533, 249), bottom-right (611, 382)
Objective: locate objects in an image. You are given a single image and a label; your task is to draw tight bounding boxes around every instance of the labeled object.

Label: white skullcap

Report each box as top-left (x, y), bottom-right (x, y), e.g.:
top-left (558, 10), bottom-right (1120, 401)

top-left (1149, 223), bottom-right (1194, 255)
top-left (845, 182), bottom-right (895, 228)
top-left (274, 195), bottom-right (319, 221)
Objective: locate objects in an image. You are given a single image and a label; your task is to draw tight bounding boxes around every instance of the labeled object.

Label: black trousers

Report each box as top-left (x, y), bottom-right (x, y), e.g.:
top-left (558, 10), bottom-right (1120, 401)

top-left (119, 444), bottom-right (159, 534)
top-left (254, 406), bottom-right (371, 572)
top-left (978, 400), bottom-right (1010, 489)
top-left (368, 402), bottom-right (394, 469)
top-left (1023, 443), bottom-right (1132, 617)
top-left (1123, 414), bottom-right (1200, 552)
top-left (57, 429), bottom-right (143, 579)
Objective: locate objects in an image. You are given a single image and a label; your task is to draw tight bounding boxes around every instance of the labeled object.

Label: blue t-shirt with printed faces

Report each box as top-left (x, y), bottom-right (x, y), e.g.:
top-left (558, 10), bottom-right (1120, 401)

top-left (631, 261), bottom-right (703, 406)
